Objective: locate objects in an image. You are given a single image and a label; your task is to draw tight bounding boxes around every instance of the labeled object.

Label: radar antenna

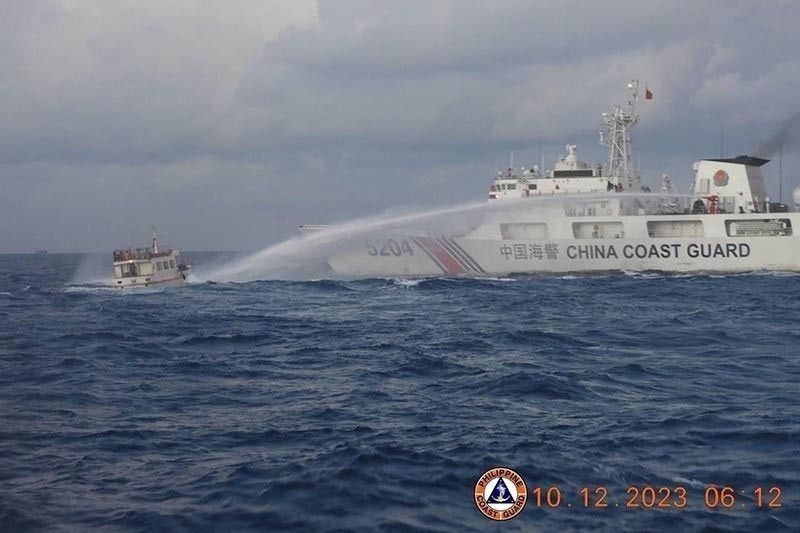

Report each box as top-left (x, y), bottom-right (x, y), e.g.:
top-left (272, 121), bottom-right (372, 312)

top-left (600, 80), bottom-right (641, 190)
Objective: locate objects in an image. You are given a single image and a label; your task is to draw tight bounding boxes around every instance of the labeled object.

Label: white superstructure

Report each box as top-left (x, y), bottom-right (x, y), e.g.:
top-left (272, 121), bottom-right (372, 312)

top-left (301, 80), bottom-right (799, 277)
top-left (112, 231), bottom-right (191, 288)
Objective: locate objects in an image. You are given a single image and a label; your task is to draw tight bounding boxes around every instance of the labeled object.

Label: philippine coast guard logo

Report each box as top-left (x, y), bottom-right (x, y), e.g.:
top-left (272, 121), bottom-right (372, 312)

top-left (474, 467), bottom-right (527, 521)
top-left (713, 169), bottom-right (729, 186)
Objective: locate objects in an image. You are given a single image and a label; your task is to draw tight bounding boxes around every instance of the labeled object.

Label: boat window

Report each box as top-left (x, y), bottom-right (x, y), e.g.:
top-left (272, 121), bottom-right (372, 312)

top-left (500, 223), bottom-right (549, 240)
top-left (157, 262), bottom-right (162, 271)
top-left (572, 222), bottom-right (625, 239)
top-left (507, 183), bottom-right (516, 190)
top-left (647, 220), bottom-right (704, 238)
top-left (725, 219), bottom-right (792, 237)
top-left (528, 184), bottom-right (537, 190)
top-left (121, 263), bottom-right (138, 277)
top-left (170, 260), bottom-right (175, 269)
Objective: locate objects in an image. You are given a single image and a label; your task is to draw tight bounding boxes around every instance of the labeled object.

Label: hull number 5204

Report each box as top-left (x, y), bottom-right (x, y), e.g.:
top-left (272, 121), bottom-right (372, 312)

top-left (366, 239), bottom-right (414, 256)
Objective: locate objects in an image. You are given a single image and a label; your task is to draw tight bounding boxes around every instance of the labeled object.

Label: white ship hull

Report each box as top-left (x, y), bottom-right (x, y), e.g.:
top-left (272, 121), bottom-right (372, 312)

top-left (327, 213), bottom-right (800, 277)
top-left (303, 82), bottom-right (800, 278)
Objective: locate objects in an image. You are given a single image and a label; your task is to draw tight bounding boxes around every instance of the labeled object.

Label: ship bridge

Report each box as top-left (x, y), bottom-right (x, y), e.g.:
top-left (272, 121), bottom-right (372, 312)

top-left (692, 155), bottom-right (779, 214)
top-left (488, 144), bottom-right (618, 201)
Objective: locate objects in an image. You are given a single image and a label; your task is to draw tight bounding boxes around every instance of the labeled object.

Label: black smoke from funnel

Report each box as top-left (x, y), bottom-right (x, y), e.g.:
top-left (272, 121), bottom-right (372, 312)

top-left (753, 111), bottom-right (800, 158)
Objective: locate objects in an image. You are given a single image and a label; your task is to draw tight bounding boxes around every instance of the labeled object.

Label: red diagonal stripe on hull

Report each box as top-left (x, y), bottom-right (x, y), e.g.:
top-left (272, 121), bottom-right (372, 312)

top-left (417, 237), bottom-right (465, 274)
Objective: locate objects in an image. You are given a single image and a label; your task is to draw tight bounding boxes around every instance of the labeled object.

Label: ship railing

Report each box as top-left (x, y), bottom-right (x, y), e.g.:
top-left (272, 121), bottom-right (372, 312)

top-left (616, 195), bottom-right (739, 216)
top-left (560, 195), bottom-right (742, 217)
top-left (113, 247), bottom-right (174, 262)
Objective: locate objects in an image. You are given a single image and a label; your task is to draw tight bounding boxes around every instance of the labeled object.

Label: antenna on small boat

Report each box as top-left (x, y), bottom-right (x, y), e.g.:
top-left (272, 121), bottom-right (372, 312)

top-left (779, 143), bottom-right (783, 203)
top-left (151, 223), bottom-right (159, 254)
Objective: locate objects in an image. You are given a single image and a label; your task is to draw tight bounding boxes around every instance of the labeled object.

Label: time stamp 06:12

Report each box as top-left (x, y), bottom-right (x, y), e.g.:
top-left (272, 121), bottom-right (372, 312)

top-left (528, 485), bottom-right (782, 510)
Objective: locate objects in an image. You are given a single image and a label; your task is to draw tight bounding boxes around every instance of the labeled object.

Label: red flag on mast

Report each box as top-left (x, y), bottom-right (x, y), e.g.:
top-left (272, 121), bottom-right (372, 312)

top-left (645, 86), bottom-right (653, 100)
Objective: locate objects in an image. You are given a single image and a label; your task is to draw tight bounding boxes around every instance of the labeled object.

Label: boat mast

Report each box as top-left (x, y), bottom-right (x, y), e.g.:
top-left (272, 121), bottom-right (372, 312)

top-left (600, 80), bottom-right (640, 190)
top-left (779, 143), bottom-right (783, 203)
top-left (151, 224), bottom-right (159, 254)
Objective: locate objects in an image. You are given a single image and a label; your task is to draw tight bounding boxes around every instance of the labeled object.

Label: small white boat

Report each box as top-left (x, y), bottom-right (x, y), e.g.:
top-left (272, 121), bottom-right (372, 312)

top-left (112, 231), bottom-right (191, 288)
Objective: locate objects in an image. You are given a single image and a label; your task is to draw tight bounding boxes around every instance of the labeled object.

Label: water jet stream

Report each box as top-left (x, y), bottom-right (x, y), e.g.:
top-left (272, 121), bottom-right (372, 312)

top-left (203, 193), bottom-right (691, 282)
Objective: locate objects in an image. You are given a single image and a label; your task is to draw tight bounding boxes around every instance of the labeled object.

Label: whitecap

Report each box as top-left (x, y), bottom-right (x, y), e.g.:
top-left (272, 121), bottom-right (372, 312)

top-left (390, 278), bottom-right (425, 287)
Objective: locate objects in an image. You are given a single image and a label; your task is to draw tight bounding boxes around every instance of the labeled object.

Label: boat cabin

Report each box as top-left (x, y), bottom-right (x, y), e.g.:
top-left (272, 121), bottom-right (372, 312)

top-left (112, 233), bottom-right (190, 288)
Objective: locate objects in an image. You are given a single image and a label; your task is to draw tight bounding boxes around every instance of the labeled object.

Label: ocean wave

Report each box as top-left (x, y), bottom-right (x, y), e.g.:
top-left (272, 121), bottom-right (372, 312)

top-left (2, 252), bottom-right (799, 531)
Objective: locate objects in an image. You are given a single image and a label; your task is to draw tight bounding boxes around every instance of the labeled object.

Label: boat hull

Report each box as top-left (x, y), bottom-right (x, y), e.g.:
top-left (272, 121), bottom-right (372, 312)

top-left (329, 234), bottom-right (800, 277)
top-left (114, 274), bottom-right (188, 289)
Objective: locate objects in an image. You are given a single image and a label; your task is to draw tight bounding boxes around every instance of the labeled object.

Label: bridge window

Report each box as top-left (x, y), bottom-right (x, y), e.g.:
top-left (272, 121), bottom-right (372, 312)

top-left (553, 169), bottom-right (595, 178)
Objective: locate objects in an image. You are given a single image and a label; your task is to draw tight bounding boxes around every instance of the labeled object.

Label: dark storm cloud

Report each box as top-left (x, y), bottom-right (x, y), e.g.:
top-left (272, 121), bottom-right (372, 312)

top-left (1, 0), bottom-right (800, 251)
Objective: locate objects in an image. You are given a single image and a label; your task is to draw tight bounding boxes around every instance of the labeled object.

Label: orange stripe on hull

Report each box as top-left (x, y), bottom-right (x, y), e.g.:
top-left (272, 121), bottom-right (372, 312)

top-left (417, 237), bottom-right (465, 275)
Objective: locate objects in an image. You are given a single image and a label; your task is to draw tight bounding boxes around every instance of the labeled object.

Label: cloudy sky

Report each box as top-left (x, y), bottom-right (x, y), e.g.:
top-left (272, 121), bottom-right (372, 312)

top-left (1, 0), bottom-right (799, 252)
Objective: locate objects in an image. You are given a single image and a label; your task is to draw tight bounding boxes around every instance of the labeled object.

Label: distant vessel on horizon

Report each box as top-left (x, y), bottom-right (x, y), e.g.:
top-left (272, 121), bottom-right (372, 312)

top-left (35, 250), bottom-right (48, 255)
top-left (112, 230), bottom-right (191, 288)
top-left (300, 79), bottom-right (800, 276)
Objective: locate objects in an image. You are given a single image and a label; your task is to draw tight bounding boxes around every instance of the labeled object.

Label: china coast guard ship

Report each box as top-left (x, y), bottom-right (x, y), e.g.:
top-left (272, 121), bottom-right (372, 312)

top-left (112, 230), bottom-right (191, 288)
top-left (302, 80), bottom-right (800, 276)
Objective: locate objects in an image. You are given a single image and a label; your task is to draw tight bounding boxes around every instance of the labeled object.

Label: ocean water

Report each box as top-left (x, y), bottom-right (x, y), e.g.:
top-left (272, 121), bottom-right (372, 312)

top-left (1, 252), bottom-right (799, 532)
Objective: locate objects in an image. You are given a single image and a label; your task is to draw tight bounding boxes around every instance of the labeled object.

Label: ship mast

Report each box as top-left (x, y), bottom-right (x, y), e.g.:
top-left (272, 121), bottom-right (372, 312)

top-left (151, 224), bottom-right (159, 254)
top-left (600, 80), bottom-right (640, 190)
